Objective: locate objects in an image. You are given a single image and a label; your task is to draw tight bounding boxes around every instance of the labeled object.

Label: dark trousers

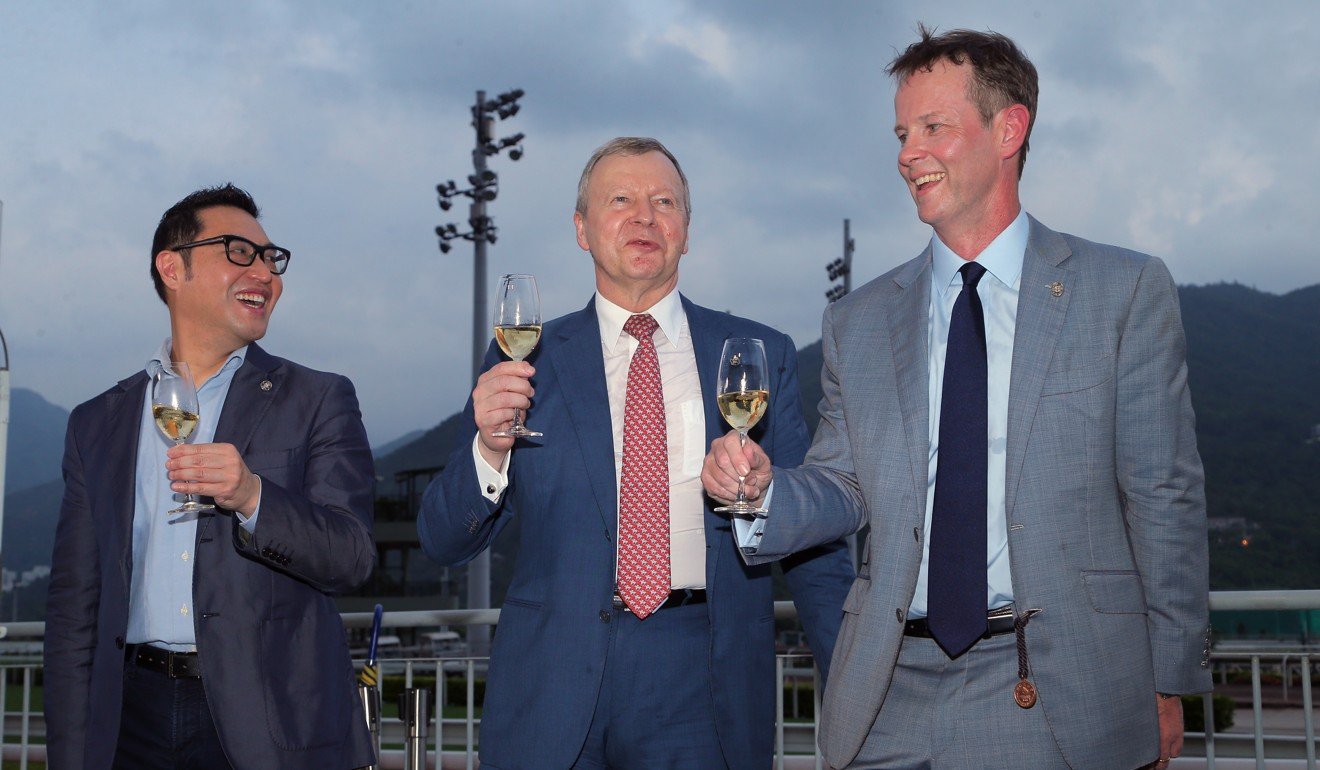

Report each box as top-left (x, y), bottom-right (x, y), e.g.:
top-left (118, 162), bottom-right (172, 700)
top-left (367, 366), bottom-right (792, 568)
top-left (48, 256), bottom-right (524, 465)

top-left (570, 601), bottom-right (727, 770)
top-left (112, 662), bottom-right (234, 770)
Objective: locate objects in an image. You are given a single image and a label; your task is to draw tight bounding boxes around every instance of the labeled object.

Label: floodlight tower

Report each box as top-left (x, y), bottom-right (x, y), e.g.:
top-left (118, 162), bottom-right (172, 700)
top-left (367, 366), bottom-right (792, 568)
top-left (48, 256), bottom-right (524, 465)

top-left (0, 200), bottom-right (10, 582)
top-left (434, 90), bottom-right (525, 656)
top-left (825, 218), bottom-right (854, 303)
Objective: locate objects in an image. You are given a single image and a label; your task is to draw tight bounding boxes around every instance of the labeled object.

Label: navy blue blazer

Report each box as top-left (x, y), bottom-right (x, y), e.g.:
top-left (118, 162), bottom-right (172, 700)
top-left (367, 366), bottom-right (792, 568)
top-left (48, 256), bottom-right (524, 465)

top-left (418, 296), bottom-right (854, 770)
top-left (44, 343), bottom-right (377, 770)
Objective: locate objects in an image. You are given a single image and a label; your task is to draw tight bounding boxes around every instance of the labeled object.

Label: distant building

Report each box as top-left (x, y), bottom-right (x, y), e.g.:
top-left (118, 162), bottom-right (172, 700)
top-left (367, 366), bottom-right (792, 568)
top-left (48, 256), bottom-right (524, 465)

top-left (1207, 516), bottom-right (1258, 547)
top-left (336, 466), bottom-right (459, 616)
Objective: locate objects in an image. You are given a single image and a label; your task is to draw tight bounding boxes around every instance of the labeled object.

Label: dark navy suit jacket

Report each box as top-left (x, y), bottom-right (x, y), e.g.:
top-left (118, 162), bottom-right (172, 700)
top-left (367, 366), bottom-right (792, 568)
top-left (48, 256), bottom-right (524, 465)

top-left (44, 343), bottom-right (377, 770)
top-left (418, 296), bottom-right (854, 770)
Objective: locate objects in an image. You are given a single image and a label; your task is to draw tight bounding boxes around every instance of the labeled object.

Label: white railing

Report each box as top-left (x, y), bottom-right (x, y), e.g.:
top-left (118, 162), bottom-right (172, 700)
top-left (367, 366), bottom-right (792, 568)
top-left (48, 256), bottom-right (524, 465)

top-left (2, 591), bottom-right (1318, 769)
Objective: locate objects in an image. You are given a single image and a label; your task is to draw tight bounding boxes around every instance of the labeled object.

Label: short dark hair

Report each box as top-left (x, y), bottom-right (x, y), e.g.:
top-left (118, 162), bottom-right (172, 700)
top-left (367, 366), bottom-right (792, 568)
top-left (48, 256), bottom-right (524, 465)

top-left (576, 137), bottom-right (691, 223)
top-left (887, 24), bottom-right (1039, 178)
top-left (150, 184), bottom-right (260, 303)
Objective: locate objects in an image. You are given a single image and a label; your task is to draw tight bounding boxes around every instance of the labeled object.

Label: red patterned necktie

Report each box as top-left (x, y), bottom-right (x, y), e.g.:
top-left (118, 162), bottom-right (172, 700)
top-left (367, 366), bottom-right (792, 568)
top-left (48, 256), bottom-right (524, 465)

top-left (617, 313), bottom-right (670, 619)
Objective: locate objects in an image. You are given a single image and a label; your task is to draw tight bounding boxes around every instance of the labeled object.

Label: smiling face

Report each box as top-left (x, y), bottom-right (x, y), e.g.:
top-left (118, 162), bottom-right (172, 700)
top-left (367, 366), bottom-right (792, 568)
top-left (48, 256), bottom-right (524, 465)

top-left (156, 205), bottom-right (283, 355)
top-left (894, 58), bottom-right (1026, 256)
top-left (573, 150), bottom-right (689, 311)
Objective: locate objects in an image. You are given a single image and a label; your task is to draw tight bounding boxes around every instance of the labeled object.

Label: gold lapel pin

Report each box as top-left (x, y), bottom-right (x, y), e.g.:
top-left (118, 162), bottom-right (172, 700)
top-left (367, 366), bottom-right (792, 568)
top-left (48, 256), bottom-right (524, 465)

top-left (1049, 281), bottom-right (1064, 298)
top-left (260, 379), bottom-right (273, 392)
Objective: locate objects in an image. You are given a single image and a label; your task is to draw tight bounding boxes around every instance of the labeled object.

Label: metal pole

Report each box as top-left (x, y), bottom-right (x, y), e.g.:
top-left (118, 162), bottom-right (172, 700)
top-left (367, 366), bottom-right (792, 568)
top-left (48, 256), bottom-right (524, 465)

top-left (400, 687), bottom-right (431, 770)
top-left (470, 91), bottom-right (489, 385)
top-left (466, 92), bottom-right (492, 659)
top-left (842, 218), bottom-right (854, 296)
top-left (1, 199), bottom-right (10, 585)
top-left (357, 683), bottom-right (380, 769)
top-left (839, 217), bottom-right (860, 567)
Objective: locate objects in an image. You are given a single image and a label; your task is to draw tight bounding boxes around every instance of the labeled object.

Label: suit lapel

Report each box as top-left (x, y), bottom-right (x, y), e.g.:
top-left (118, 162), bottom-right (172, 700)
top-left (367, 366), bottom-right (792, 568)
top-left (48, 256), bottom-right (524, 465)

top-left (107, 373), bottom-right (149, 588)
top-left (212, 342), bottom-right (282, 452)
top-left (684, 297), bottom-right (722, 439)
top-left (1005, 217), bottom-right (1074, 519)
top-left (204, 343), bottom-right (282, 541)
top-left (548, 301), bottom-right (619, 541)
top-left (683, 298), bottom-right (732, 585)
top-left (888, 251), bottom-right (934, 508)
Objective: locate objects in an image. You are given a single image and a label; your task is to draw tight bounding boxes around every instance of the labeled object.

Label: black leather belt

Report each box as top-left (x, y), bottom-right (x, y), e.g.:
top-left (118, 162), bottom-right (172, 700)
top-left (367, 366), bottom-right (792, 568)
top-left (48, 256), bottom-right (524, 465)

top-left (904, 606), bottom-right (1016, 639)
top-left (125, 643), bottom-right (202, 678)
top-left (613, 588), bottom-right (707, 613)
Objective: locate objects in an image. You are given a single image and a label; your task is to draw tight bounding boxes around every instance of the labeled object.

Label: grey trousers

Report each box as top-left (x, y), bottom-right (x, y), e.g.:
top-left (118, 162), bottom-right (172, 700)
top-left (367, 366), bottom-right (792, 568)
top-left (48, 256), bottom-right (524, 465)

top-left (846, 631), bottom-right (1071, 769)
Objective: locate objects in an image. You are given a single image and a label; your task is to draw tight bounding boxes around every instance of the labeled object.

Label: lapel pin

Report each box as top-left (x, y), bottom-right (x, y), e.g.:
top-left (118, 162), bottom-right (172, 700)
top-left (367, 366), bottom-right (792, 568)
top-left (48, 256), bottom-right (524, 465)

top-left (260, 379), bottom-right (273, 392)
top-left (1049, 281), bottom-right (1064, 298)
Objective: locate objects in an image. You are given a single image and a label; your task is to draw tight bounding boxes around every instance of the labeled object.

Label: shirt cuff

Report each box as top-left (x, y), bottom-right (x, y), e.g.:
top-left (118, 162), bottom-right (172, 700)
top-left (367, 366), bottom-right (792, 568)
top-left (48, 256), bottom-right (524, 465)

top-left (473, 435), bottom-right (511, 502)
top-left (234, 476), bottom-right (261, 533)
top-left (732, 482), bottom-right (774, 557)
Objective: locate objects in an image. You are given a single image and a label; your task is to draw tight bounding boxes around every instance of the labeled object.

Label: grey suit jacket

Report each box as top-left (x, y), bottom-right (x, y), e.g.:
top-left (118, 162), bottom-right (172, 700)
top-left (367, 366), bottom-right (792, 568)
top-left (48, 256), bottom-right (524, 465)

top-left (748, 217), bottom-right (1212, 769)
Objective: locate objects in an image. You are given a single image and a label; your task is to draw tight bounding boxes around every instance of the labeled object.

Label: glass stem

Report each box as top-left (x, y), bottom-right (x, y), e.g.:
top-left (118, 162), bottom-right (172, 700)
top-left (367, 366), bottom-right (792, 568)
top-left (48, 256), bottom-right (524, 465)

top-left (175, 438), bottom-right (196, 505)
top-left (735, 431), bottom-right (749, 505)
top-left (511, 407), bottom-right (525, 431)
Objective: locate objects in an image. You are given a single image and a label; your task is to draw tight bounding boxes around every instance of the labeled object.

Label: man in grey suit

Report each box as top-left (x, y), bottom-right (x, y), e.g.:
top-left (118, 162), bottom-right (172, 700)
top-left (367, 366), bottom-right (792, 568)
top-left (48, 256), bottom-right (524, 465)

top-left (704, 26), bottom-right (1211, 770)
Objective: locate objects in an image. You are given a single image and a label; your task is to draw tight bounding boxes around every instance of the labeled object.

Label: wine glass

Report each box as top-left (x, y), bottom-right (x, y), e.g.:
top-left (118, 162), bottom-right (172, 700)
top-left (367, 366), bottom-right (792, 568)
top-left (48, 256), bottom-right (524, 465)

top-left (713, 337), bottom-right (770, 516)
top-left (491, 274), bottom-right (543, 438)
top-left (151, 362), bottom-right (214, 513)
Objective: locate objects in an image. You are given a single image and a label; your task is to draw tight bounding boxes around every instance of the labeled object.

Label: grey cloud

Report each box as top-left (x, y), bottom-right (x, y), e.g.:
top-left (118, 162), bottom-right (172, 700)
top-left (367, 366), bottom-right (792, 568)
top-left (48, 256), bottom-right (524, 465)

top-left (3, 1), bottom-right (1319, 447)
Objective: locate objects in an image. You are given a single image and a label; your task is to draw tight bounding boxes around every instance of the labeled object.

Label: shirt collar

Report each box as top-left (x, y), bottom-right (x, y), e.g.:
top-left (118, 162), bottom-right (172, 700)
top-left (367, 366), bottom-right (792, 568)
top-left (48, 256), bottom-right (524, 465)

top-left (930, 208), bottom-right (1030, 296)
top-left (595, 288), bottom-right (685, 354)
top-left (147, 338), bottom-right (248, 382)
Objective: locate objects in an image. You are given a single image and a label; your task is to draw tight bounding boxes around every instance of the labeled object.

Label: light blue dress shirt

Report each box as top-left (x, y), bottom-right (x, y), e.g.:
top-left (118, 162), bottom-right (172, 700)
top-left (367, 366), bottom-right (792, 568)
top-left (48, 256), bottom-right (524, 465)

top-left (909, 209), bottom-right (1028, 618)
top-left (735, 210), bottom-right (1029, 619)
top-left (127, 340), bottom-right (254, 650)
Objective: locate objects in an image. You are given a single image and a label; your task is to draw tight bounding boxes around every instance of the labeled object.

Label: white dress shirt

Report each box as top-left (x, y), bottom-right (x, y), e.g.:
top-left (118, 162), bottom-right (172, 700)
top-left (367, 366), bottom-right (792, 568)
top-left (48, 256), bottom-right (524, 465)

top-left (910, 208), bottom-right (1028, 618)
top-left (474, 288), bottom-right (708, 589)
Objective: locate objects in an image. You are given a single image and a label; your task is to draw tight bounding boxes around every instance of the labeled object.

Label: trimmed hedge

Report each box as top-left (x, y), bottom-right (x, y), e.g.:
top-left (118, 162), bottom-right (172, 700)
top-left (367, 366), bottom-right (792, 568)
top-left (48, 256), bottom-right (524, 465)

top-left (1182, 694), bottom-right (1235, 732)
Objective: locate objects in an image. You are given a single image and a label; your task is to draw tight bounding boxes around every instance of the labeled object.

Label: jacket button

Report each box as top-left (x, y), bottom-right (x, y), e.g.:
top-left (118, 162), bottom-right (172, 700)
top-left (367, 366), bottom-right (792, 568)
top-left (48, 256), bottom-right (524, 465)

top-left (599, 611), bottom-right (611, 623)
top-left (913, 527), bottom-right (920, 542)
top-left (115, 636), bottom-right (125, 649)
top-left (895, 608), bottom-right (905, 623)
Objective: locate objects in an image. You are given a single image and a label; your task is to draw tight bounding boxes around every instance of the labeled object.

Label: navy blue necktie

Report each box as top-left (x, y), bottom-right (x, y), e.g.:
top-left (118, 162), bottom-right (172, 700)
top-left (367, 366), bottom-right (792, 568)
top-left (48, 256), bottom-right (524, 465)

top-left (928, 261), bottom-right (989, 659)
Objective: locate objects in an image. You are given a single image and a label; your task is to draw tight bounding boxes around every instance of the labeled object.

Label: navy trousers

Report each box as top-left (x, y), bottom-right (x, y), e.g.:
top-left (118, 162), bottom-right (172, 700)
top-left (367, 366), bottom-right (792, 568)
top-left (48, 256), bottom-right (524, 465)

top-left (570, 601), bottom-right (727, 770)
top-left (112, 663), bottom-right (234, 770)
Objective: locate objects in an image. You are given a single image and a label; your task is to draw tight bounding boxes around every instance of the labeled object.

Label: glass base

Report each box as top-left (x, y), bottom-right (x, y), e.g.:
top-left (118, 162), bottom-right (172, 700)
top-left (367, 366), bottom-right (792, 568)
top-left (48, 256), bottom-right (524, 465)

top-left (493, 425), bottom-right (543, 438)
top-left (169, 500), bottom-right (216, 514)
top-left (714, 502), bottom-right (767, 518)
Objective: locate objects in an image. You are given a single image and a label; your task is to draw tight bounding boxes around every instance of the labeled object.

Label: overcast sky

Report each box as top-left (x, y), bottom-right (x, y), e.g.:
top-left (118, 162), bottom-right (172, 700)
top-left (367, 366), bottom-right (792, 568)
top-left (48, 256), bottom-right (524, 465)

top-left (3, 1), bottom-right (1318, 447)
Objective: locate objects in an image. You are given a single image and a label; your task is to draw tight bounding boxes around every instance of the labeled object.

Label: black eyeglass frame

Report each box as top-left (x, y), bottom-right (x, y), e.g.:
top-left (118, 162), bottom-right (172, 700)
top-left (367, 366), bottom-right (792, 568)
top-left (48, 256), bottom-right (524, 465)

top-left (170, 234), bottom-right (292, 275)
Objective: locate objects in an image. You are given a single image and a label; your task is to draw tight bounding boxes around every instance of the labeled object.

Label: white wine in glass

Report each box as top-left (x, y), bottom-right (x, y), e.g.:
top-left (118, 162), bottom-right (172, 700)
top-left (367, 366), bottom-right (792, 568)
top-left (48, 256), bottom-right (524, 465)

top-left (713, 337), bottom-right (770, 516)
top-left (491, 273), bottom-right (543, 438)
top-left (151, 361), bottom-right (214, 514)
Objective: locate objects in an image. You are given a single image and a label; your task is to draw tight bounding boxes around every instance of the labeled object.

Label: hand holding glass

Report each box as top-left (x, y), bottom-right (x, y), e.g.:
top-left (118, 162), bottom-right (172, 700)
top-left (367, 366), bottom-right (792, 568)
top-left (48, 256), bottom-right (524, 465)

top-left (714, 338), bottom-right (770, 516)
top-left (492, 274), bottom-right (543, 438)
top-left (151, 362), bottom-right (214, 514)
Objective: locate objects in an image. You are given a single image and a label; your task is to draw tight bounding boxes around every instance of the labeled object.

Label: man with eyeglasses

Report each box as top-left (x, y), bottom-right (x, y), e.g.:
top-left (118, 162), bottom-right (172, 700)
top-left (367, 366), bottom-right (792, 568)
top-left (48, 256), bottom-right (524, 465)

top-left (44, 184), bottom-right (377, 770)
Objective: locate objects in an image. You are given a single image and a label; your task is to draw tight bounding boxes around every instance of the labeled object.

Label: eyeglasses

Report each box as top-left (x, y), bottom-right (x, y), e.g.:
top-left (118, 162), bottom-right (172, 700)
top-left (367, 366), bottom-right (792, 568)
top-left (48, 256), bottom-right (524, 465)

top-left (171, 234), bottom-right (292, 275)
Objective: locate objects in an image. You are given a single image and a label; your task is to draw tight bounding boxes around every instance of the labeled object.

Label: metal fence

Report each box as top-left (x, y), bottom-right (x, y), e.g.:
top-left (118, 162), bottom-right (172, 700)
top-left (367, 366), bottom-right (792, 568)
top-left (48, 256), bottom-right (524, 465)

top-left (3, 591), bottom-right (1318, 769)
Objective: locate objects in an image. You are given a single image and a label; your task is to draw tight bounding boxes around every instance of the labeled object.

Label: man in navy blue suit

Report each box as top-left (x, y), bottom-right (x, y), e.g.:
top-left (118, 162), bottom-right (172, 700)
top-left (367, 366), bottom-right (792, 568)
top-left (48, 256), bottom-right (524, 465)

top-left (44, 184), bottom-right (376, 770)
top-left (418, 137), bottom-right (854, 770)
